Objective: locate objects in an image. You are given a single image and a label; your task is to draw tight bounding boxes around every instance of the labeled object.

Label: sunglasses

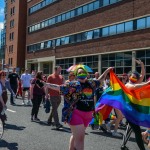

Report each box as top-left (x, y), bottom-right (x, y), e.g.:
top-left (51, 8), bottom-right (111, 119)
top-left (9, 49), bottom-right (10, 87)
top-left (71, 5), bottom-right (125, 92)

top-left (1, 74), bottom-right (6, 76)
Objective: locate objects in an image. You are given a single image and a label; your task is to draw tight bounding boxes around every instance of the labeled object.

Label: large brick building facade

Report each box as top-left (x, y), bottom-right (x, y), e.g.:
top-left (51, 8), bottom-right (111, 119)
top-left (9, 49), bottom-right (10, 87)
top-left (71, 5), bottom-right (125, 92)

top-left (26, 0), bottom-right (150, 79)
top-left (5, 0), bottom-right (27, 71)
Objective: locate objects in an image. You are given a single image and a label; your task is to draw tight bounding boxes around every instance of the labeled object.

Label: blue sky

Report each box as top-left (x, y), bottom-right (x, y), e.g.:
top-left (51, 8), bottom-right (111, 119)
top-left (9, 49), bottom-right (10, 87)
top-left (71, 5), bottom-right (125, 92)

top-left (0, 1), bottom-right (4, 30)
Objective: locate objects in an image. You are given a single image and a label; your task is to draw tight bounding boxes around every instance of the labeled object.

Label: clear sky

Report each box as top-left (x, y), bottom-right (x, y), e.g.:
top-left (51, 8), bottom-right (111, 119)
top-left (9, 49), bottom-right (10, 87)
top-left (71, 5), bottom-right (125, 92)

top-left (0, 1), bottom-right (4, 30)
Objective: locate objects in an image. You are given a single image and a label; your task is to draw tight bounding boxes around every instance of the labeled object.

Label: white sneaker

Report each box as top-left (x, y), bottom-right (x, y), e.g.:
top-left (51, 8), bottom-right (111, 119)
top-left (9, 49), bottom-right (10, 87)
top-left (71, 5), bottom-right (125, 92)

top-left (112, 131), bottom-right (122, 137)
top-left (106, 123), bottom-right (111, 132)
top-left (22, 101), bottom-right (26, 105)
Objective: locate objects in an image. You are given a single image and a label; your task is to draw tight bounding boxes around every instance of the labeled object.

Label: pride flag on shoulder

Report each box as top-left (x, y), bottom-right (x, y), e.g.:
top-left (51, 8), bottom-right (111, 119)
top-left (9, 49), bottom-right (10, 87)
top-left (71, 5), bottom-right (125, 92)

top-left (100, 70), bottom-right (150, 127)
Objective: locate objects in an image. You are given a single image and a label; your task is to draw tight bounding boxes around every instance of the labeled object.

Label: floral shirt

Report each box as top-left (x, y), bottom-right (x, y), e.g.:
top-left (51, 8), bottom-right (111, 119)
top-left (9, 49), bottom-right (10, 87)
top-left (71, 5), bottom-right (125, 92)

top-left (60, 79), bottom-right (100, 123)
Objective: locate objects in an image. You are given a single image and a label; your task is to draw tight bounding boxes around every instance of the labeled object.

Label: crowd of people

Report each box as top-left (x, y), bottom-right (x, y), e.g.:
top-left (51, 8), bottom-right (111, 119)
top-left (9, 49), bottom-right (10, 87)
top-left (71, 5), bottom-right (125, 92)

top-left (0, 60), bottom-right (150, 150)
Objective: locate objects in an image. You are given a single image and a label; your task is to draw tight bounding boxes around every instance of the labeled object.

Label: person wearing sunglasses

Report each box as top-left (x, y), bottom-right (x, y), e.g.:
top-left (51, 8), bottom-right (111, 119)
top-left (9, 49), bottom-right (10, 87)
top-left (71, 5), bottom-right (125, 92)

top-left (45, 66), bottom-right (112, 150)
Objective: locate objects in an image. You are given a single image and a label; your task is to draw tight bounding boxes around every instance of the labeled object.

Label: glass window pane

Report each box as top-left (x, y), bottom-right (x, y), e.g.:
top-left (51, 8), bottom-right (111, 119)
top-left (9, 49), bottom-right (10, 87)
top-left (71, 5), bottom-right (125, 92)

top-left (65, 37), bottom-right (70, 44)
top-left (137, 18), bottom-right (146, 29)
top-left (103, 0), bottom-right (109, 6)
top-left (124, 60), bottom-right (132, 66)
top-left (51, 18), bottom-right (55, 25)
top-left (61, 37), bottom-right (65, 45)
top-left (70, 10), bottom-right (75, 18)
top-left (56, 39), bottom-right (61, 46)
top-left (94, 1), bottom-right (100, 10)
top-left (102, 27), bottom-right (109, 37)
top-left (45, 20), bottom-right (48, 27)
top-left (87, 31), bottom-right (93, 40)
top-left (57, 15), bottom-right (61, 22)
top-left (93, 29), bottom-right (100, 38)
top-left (102, 54), bottom-right (108, 61)
top-left (147, 17), bottom-right (150, 27)
top-left (77, 7), bottom-right (82, 16)
top-left (62, 14), bottom-right (66, 21)
top-left (41, 22), bottom-right (45, 28)
top-left (47, 41), bottom-right (51, 48)
top-left (77, 34), bottom-right (82, 42)
top-left (124, 52), bottom-right (132, 59)
top-left (83, 5), bottom-right (88, 14)
top-left (109, 25), bottom-right (116, 35)
top-left (116, 53), bottom-right (124, 59)
top-left (110, 0), bottom-right (117, 4)
top-left (66, 12), bottom-right (71, 20)
top-left (102, 61), bottom-right (109, 67)
top-left (117, 23), bottom-right (124, 34)
top-left (88, 3), bottom-right (94, 12)
top-left (136, 50), bottom-right (145, 58)
top-left (109, 54), bottom-right (115, 60)
top-left (82, 32), bottom-right (87, 41)
top-left (125, 21), bottom-right (133, 32)
top-left (146, 50), bottom-right (150, 57)
top-left (41, 42), bottom-right (44, 49)
top-left (70, 35), bottom-right (75, 43)
top-left (146, 58), bottom-right (150, 65)
top-left (48, 19), bottom-right (52, 25)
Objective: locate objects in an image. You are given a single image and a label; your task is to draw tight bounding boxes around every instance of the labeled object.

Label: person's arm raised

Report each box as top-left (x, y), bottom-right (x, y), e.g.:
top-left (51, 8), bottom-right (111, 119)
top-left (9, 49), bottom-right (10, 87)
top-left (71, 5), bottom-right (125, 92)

top-left (98, 67), bottom-right (113, 82)
top-left (135, 59), bottom-right (145, 83)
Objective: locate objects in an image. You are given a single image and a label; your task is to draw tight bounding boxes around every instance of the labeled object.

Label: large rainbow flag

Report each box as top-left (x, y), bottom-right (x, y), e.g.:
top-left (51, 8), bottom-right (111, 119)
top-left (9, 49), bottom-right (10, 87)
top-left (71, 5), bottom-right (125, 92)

top-left (100, 70), bottom-right (150, 128)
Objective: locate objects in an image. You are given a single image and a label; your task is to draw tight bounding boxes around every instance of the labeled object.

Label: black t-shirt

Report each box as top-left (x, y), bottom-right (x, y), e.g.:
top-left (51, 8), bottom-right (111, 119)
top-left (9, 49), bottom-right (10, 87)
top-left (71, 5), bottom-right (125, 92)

top-left (94, 87), bottom-right (104, 101)
top-left (76, 81), bottom-right (95, 111)
top-left (8, 73), bottom-right (20, 85)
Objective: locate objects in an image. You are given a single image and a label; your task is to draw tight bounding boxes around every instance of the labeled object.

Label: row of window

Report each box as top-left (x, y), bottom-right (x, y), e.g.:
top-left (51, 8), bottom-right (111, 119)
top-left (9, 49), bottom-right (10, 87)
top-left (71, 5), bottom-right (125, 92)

top-left (27, 16), bottom-right (150, 52)
top-left (28, 0), bottom-right (122, 33)
top-left (29, 0), bottom-right (58, 14)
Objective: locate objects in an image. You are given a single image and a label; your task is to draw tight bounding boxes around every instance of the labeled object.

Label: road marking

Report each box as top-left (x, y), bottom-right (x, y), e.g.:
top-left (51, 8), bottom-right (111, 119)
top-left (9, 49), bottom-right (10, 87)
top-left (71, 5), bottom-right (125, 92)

top-left (7, 109), bottom-right (16, 113)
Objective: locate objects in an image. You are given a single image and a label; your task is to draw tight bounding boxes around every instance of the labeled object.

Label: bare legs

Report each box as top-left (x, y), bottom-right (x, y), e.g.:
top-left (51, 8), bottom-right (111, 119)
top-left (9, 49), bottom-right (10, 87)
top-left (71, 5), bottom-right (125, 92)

top-left (69, 124), bottom-right (86, 150)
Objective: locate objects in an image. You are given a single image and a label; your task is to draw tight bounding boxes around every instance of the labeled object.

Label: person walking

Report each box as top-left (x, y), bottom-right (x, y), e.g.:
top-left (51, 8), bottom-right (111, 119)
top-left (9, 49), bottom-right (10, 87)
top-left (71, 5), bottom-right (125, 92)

top-left (45, 66), bottom-right (112, 150)
top-left (46, 66), bottom-right (64, 128)
top-left (30, 72), bottom-right (45, 121)
top-left (8, 68), bottom-right (20, 105)
top-left (21, 69), bottom-right (32, 105)
top-left (121, 59), bottom-right (146, 150)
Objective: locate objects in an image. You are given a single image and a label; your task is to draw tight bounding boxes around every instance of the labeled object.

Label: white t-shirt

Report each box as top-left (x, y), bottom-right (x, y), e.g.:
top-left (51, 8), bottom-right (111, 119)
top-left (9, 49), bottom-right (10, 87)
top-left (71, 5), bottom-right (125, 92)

top-left (21, 73), bottom-right (32, 87)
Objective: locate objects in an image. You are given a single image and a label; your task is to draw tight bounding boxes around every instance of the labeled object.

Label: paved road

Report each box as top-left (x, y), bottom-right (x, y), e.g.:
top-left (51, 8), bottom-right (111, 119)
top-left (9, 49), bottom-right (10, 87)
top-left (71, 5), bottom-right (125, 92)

top-left (0, 95), bottom-right (148, 150)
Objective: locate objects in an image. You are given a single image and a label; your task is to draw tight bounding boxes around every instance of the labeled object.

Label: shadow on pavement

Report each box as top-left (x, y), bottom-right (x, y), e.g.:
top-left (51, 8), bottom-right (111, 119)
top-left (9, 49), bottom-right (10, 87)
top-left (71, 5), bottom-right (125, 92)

top-left (0, 140), bottom-right (18, 150)
top-left (90, 131), bottom-right (136, 142)
top-left (51, 126), bottom-right (71, 133)
top-left (4, 124), bottom-right (26, 131)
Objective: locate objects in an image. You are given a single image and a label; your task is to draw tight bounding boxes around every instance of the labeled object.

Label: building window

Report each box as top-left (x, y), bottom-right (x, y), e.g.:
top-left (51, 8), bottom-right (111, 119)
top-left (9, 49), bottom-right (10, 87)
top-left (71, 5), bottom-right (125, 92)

top-left (8, 58), bottom-right (13, 66)
top-left (28, 0), bottom-right (122, 33)
top-left (9, 32), bottom-right (14, 40)
top-left (10, 7), bottom-right (15, 16)
top-left (137, 18), bottom-right (146, 30)
top-left (27, 16), bottom-right (150, 53)
top-left (9, 45), bottom-right (13, 53)
top-left (10, 19), bottom-right (14, 28)
top-left (11, 0), bottom-right (15, 3)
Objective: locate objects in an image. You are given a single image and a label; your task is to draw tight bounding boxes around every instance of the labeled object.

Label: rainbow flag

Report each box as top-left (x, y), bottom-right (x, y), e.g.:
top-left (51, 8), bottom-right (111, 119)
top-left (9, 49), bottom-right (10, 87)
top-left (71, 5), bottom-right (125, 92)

top-left (100, 70), bottom-right (150, 128)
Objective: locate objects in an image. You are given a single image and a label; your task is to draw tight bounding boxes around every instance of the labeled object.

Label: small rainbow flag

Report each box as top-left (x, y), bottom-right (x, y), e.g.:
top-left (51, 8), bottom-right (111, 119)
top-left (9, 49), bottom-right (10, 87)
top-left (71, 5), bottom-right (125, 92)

top-left (100, 70), bottom-right (150, 127)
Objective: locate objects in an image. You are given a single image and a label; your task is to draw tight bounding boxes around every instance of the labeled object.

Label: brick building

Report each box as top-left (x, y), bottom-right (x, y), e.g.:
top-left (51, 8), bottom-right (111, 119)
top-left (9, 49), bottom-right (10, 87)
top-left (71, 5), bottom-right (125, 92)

top-left (26, 0), bottom-right (150, 79)
top-left (5, 0), bottom-right (27, 71)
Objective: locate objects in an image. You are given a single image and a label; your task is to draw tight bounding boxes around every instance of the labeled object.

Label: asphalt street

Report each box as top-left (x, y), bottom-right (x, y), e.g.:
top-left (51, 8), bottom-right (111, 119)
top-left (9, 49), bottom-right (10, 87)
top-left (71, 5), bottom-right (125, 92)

top-left (0, 95), bottom-right (149, 150)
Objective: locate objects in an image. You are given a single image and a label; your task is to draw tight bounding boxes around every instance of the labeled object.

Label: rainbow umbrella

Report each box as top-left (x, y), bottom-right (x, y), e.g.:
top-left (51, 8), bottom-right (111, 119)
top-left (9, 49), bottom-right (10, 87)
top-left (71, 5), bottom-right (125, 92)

top-left (66, 64), bottom-right (93, 73)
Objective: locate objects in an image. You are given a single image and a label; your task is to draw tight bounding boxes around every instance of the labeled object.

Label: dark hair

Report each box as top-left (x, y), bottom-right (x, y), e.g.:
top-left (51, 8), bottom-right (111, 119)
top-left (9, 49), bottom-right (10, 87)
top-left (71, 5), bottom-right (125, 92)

top-left (0, 71), bottom-right (6, 77)
top-left (128, 70), bottom-right (140, 79)
top-left (36, 71), bottom-right (42, 80)
top-left (54, 66), bottom-right (61, 71)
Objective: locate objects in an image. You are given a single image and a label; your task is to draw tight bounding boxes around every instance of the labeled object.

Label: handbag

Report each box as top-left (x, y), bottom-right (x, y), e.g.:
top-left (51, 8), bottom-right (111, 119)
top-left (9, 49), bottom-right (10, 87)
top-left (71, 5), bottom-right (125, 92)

top-left (44, 99), bottom-right (51, 113)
